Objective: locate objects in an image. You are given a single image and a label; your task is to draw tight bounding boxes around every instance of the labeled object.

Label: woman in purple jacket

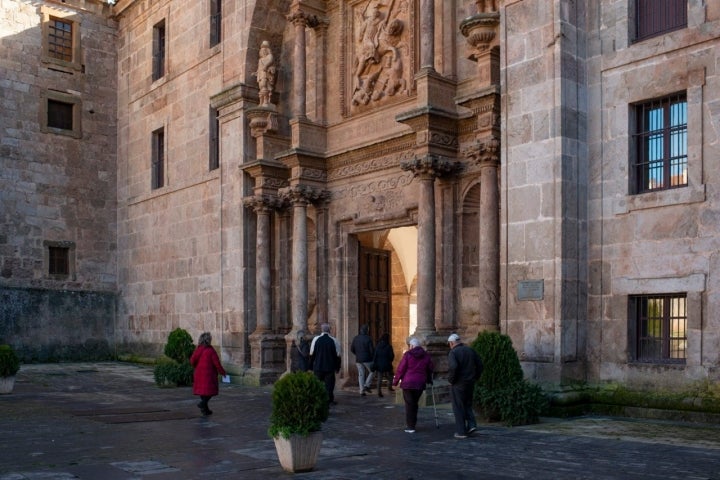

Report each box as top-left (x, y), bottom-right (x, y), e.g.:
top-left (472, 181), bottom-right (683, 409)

top-left (392, 337), bottom-right (434, 433)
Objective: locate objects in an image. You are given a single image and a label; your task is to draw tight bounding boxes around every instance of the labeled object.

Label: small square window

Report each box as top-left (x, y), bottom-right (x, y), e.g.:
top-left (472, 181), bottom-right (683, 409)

top-left (47, 99), bottom-right (73, 130)
top-left (48, 246), bottom-right (70, 275)
top-left (41, 91), bottom-right (82, 138)
top-left (631, 93), bottom-right (687, 194)
top-left (630, 294), bottom-right (687, 363)
top-left (41, 7), bottom-right (81, 72)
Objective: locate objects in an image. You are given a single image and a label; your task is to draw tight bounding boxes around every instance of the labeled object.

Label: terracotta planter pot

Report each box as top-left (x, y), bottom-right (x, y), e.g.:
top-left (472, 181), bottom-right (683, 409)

top-left (273, 431), bottom-right (323, 473)
top-left (0, 376), bottom-right (15, 394)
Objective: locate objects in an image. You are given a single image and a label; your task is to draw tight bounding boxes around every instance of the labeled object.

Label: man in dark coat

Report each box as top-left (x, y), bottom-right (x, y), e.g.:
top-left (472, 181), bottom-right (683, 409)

top-left (447, 333), bottom-right (483, 438)
top-left (310, 323), bottom-right (342, 405)
top-left (350, 324), bottom-right (375, 395)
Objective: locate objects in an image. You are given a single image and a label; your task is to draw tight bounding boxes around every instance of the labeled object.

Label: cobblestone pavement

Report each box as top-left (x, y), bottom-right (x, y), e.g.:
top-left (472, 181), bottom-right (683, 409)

top-left (1, 362), bottom-right (719, 480)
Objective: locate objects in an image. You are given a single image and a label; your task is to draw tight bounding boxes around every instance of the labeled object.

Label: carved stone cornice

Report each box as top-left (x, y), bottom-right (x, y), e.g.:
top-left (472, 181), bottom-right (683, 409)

top-left (243, 194), bottom-right (285, 213)
top-left (400, 155), bottom-right (463, 179)
top-left (463, 137), bottom-right (500, 166)
top-left (279, 184), bottom-right (330, 206)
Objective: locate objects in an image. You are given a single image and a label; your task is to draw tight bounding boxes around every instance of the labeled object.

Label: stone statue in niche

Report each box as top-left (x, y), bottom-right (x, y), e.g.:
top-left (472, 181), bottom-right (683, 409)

top-left (254, 40), bottom-right (276, 107)
top-left (351, 0), bottom-right (410, 110)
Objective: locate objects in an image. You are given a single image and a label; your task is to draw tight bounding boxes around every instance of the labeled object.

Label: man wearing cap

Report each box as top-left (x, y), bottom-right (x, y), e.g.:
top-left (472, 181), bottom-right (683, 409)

top-left (447, 333), bottom-right (483, 439)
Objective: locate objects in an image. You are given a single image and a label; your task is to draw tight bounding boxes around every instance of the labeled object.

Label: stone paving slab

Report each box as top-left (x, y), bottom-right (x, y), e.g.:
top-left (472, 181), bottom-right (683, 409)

top-left (1, 362), bottom-right (719, 480)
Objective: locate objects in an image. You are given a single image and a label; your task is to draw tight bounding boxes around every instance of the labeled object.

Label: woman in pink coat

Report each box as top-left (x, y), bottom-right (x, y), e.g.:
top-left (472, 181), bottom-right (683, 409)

top-left (392, 337), bottom-right (434, 433)
top-left (190, 332), bottom-right (226, 415)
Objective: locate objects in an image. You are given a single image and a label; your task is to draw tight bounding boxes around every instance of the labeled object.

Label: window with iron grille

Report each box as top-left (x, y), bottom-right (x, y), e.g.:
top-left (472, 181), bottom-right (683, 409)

top-left (634, 0), bottom-right (687, 42)
top-left (47, 99), bottom-right (73, 131)
top-left (48, 246), bottom-right (70, 276)
top-left (153, 20), bottom-right (166, 81)
top-left (631, 93), bottom-right (687, 194)
top-left (48, 17), bottom-right (73, 62)
top-left (152, 127), bottom-right (165, 189)
top-left (631, 294), bottom-right (687, 363)
top-left (210, 0), bottom-right (222, 47)
top-left (209, 106), bottom-right (219, 170)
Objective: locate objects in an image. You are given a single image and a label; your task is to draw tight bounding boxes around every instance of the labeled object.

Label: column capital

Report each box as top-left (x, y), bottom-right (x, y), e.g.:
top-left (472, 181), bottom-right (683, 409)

top-left (279, 184), bottom-right (330, 206)
top-left (287, 6), bottom-right (317, 28)
top-left (463, 137), bottom-right (500, 166)
top-left (243, 194), bottom-right (283, 213)
top-left (400, 154), bottom-right (463, 179)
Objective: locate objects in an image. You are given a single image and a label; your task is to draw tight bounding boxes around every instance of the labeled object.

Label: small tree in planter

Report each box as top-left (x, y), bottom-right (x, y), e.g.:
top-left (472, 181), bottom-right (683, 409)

top-left (0, 344), bottom-right (21, 394)
top-left (471, 331), bottom-right (549, 426)
top-left (268, 371), bottom-right (329, 473)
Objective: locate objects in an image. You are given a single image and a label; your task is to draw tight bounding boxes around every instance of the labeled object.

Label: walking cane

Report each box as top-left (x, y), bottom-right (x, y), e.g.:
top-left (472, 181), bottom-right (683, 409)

top-left (430, 381), bottom-right (439, 429)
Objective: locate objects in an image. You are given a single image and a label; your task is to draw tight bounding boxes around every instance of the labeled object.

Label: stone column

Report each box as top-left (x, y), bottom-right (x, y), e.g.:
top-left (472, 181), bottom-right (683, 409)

top-left (420, 0), bottom-right (435, 70)
top-left (281, 185), bottom-right (311, 335)
top-left (401, 155), bottom-right (460, 337)
top-left (465, 138), bottom-right (500, 330)
top-left (288, 4), bottom-right (308, 119)
top-left (249, 197), bottom-right (274, 333)
top-left (479, 158), bottom-right (500, 329)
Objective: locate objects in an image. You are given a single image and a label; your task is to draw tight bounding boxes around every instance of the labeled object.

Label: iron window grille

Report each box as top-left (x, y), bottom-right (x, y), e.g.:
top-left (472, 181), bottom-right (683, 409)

top-left (210, 0), bottom-right (222, 47)
top-left (48, 17), bottom-right (73, 62)
top-left (151, 128), bottom-right (165, 189)
top-left (634, 0), bottom-right (687, 42)
top-left (632, 93), bottom-right (687, 194)
top-left (48, 246), bottom-right (70, 276)
top-left (631, 294), bottom-right (687, 363)
top-left (152, 20), bottom-right (166, 81)
top-left (47, 99), bottom-right (73, 131)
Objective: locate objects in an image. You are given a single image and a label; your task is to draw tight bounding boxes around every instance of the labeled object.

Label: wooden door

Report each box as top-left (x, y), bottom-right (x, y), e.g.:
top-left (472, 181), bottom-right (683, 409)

top-left (358, 246), bottom-right (391, 342)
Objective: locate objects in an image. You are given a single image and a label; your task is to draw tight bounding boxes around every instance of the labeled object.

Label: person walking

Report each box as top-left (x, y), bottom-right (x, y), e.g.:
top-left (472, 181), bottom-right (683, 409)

top-left (190, 332), bottom-right (227, 416)
top-left (372, 332), bottom-right (395, 397)
top-left (351, 324), bottom-right (375, 396)
top-left (392, 337), bottom-right (433, 433)
top-left (447, 333), bottom-right (484, 439)
top-left (310, 323), bottom-right (342, 406)
top-left (291, 330), bottom-right (311, 372)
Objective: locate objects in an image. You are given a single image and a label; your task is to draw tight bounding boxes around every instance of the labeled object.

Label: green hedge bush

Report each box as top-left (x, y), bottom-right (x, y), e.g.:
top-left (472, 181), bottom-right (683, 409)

top-left (471, 331), bottom-right (549, 426)
top-left (0, 345), bottom-right (20, 377)
top-left (154, 358), bottom-right (194, 387)
top-left (269, 371), bottom-right (329, 439)
top-left (164, 328), bottom-right (195, 364)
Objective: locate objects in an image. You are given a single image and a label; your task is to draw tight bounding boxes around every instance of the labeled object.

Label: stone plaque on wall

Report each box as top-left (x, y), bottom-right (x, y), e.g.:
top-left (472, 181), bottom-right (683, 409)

top-left (517, 280), bottom-right (543, 301)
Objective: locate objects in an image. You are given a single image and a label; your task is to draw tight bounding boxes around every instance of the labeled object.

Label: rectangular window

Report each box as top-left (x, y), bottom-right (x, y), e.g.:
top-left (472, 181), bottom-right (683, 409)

top-left (152, 128), bottom-right (165, 189)
top-left (635, 0), bottom-right (687, 42)
top-left (48, 246), bottom-right (70, 276)
top-left (631, 294), bottom-right (687, 363)
top-left (47, 99), bottom-right (74, 130)
top-left (152, 20), bottom-right (166, 81)
top-left (209, 107), bottom-right (219, 170)
top-left (632, 93), bottom-right (687, 194)
top-left (48, 17), bottom-right (73, 62)
top-left (210, 0), bottom-right (222, 47)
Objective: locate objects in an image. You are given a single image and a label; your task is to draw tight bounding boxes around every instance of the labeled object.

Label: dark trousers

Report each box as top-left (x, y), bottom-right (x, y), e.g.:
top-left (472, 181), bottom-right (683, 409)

top-left (402, 388), bottom-right (423, 429)
top-left (450, 382), bottom-right (477, 434)
top-left (314, 370), bottom-right (336, 403)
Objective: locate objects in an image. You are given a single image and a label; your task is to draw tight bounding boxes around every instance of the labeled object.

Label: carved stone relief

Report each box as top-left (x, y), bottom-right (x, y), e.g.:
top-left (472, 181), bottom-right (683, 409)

top-left (344, 0), bottom-right (415, 115)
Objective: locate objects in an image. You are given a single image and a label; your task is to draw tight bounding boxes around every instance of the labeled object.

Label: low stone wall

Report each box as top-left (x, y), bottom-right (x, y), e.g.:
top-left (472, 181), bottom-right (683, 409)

top-left (0, 286), bottom-right (117, 362)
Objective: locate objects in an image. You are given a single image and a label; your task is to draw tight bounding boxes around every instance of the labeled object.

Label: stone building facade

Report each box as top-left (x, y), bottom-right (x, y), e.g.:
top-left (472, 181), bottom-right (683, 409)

top-left (1, 0), bottom-right (719, 395)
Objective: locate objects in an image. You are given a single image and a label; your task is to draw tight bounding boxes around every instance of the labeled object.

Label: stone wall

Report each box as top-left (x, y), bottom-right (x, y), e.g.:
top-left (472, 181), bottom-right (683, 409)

top-left (0, 0), bottom-right (118, 358)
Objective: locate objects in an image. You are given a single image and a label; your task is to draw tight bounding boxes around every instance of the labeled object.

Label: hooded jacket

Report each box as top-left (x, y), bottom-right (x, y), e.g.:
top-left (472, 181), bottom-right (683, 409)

top-left (393, 346), bottom-right (433, 390)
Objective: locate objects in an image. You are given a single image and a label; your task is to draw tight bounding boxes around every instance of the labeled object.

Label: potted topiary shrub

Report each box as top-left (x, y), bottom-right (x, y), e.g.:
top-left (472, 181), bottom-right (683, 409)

top-left (268, 371), bottom-right (329, 473)
top-left (0, 344), bottom-right (20, 394)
